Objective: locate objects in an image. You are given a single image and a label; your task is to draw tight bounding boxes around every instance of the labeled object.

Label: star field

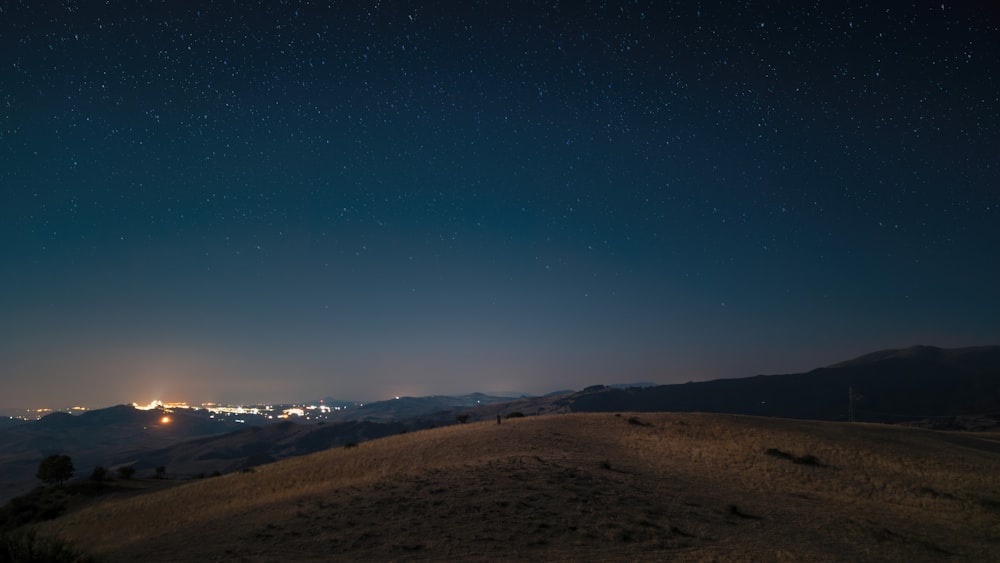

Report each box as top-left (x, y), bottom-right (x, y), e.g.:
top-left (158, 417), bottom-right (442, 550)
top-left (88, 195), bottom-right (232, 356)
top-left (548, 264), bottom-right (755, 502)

top-left (2, 1), bottom-right (998, 407)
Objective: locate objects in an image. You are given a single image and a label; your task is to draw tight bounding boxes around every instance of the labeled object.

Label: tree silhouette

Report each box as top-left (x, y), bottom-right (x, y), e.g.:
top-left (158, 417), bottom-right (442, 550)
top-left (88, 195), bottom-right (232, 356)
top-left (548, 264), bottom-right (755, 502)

top-left (37, 454), bottom-right (74, 486)
top-left (90, 466), bottom-right (109, 486)
top-left (117, 465), bottom-right (136, 480)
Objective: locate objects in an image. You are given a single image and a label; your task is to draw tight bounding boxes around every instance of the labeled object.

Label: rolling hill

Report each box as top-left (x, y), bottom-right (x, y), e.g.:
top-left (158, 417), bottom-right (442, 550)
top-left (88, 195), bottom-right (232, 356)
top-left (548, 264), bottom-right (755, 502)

top-left (37, 412), bottom-right (1000, 561)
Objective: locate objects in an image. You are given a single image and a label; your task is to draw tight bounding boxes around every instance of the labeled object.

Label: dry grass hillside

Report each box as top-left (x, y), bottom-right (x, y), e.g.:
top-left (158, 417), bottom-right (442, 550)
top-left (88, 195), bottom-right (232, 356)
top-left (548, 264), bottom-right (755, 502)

top-left (39, 413), bottom-right (1000, 561)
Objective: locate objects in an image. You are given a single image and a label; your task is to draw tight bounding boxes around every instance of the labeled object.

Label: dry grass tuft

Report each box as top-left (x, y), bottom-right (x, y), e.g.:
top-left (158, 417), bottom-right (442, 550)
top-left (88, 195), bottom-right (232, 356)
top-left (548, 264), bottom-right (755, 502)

top-left (37, 413), bottom-right (1000, 561)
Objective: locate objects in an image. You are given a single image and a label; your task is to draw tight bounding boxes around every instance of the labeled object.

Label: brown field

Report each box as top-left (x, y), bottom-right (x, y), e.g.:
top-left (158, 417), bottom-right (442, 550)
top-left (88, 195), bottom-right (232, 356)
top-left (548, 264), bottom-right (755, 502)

top-left (38, 413), bottom-right (1000, 561)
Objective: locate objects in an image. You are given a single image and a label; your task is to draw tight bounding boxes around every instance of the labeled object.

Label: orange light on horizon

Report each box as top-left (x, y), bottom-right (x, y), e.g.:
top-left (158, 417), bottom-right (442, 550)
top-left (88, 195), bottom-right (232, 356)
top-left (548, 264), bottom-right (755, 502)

top-left (161, 416), bottom-right (171, 424)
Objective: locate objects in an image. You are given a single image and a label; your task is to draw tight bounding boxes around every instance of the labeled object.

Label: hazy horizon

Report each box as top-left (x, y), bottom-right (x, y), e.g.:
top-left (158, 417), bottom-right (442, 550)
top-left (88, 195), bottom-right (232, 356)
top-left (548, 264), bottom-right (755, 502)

top-left (5, 341), bottom-right (998, 411)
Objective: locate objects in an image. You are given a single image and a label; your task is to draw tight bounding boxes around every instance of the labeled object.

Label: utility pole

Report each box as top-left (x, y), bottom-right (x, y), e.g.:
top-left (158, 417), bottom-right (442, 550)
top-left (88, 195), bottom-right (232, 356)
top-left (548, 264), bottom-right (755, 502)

top-left (848, 386), bottom-right (854, 422)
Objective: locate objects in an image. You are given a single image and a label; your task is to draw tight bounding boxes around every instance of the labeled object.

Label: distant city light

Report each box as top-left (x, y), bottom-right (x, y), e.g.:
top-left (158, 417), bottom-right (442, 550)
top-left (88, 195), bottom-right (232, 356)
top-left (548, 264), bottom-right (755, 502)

top-left (133, 400), bottom-right (164, 411)
top-left (124, 398), bottom-right (356, 423)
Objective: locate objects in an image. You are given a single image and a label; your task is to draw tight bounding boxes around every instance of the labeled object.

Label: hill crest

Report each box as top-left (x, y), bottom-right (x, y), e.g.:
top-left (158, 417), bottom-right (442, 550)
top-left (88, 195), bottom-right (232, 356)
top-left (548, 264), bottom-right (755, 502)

top-left (38, 412), bottom-right (1000, 561)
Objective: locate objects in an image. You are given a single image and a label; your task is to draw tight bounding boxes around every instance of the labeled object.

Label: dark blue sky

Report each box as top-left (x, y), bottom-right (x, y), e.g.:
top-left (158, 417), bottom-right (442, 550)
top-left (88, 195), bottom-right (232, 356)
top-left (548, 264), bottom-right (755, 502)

top-left (2, 1), bottom-right (998, 407)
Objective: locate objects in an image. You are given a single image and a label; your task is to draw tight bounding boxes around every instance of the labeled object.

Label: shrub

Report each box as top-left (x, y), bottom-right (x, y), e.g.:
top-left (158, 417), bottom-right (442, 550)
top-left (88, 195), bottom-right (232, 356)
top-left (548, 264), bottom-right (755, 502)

top-left (627, 416), bottom-right (652, 427)
top-left (455, 414), bottom-right (470, 424)
top-left (979, 497), bottom-right (1000, 514)
top-left (0, 529), bottom-right (99, 563)
top-left (727, 505), bottom-right (762, 520)
top-left (89, 466), bottom-right (108, 485)
top-left (793, 454), bottom-right (823, 466)
top-left (764, 448), bottom-right (795, 461)
top-left (116, 465), bottom-right (136, 480)
top-left (765, 448), bottom-right (824, 467)
top-left (504, 412), bottom-right (525, 419)
top-left (0, 487), bottom-right (69, 530)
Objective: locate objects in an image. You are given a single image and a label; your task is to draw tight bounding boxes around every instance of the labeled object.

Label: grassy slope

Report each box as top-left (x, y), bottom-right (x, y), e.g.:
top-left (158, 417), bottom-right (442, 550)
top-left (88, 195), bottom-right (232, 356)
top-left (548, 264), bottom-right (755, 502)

top-left (39, 413), bottom-right (1000, 561)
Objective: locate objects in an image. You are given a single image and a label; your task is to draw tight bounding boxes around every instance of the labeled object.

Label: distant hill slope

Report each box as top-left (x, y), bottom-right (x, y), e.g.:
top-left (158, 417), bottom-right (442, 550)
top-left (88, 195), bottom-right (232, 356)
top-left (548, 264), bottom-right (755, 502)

top-left (321, 392), bottom-right (515, 423)
top-left (129, 417), bottom-right (446, 478)
top-left (0, 405), bottom-right (240, 503)
top-left (39, 413), bottom-right (1000, 561)
top-left (0, 393), bottom-right (503, 503)
top-left (0, 418), bottom-right (24, 431)
top-left (475, 345), bottom-right (1000, 427)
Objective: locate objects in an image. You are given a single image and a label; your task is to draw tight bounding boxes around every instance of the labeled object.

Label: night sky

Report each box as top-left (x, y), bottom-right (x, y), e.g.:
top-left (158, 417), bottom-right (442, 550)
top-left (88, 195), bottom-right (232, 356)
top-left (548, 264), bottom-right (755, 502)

top-left (2, 2), bottom-right (998, 408)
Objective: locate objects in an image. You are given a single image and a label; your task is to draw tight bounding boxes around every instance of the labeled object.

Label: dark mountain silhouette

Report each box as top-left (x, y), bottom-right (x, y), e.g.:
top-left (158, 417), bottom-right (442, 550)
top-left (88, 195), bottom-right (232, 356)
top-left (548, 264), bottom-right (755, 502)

top-left (609, 382), bottom-right (659, 389)
top-left (538, 345), bottom-right (1000, 426)
top-left (33, 411), bottom-right (78, 429)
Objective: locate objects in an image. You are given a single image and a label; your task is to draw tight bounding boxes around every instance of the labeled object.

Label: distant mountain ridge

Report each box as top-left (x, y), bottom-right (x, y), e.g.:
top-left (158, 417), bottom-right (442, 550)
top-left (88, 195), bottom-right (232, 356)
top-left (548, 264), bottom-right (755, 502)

top-left (827, 344), bottom-right (998, 369)
top-left (481, 345), bottom-right (1000, 427)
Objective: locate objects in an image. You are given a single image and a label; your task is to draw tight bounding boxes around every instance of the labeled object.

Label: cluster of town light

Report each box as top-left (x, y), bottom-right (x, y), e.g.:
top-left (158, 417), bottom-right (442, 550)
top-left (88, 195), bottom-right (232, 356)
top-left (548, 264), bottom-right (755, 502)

top-left (131, 399), bottom-right (339, 421)
top-left (8, 406), bottom-right (89, 421)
